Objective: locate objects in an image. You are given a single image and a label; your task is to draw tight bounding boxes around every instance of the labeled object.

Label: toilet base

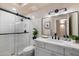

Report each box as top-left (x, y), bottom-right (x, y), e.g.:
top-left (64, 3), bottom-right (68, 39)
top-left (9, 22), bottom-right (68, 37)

top-left (18, 46), bottom-right (35, 56)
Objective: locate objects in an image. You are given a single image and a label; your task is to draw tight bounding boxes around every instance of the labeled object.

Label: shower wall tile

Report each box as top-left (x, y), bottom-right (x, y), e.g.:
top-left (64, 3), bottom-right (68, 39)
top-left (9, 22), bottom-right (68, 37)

top-left (0, 10), bottom-right (16, 33)
top-left (14, 34), bottom-right (30, 54)
top-left (0, 35), bottom-right (14, 55)
top-left (0, 10), bottom-right (30, 55)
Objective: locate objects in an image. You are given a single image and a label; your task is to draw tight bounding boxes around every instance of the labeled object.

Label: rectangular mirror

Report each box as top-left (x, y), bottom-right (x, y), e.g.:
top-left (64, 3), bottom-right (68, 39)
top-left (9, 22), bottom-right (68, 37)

top-left (50, 12), bottom-right (79, 37)
top-left (41, 11), bottom-right (79, 37)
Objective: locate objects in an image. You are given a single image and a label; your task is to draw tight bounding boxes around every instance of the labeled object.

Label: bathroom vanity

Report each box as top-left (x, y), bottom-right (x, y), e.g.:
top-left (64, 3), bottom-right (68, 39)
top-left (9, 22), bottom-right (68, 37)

top-left (34, 37), bottom-right (79, 56)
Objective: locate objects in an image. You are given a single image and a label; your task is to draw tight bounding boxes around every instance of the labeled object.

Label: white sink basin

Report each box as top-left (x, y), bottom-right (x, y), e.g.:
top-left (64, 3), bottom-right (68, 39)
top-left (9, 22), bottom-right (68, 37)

top-left (47, 38), bottom-right (64, 43)
top-left (47, 38), bottom-right (73, 46)
top-left (35, 37), bottom-right (79, 50)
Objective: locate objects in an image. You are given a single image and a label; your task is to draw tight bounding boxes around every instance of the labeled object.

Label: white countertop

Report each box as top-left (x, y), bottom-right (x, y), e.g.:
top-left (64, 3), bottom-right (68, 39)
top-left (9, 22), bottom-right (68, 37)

top-left (34, 37), bottom-right (79, 50)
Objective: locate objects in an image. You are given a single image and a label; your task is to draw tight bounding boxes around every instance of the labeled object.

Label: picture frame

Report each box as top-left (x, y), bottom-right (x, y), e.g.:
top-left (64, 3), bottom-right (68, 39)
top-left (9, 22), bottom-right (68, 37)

top-left (44, 21), bottom-right (50, 29)
top-left (41, 17), bottom-right (51, 36)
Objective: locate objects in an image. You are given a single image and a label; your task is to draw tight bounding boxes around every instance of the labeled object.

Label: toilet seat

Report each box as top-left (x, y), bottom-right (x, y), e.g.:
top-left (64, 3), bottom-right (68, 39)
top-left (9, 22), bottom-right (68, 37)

top-left (18, 46), bottom-right (35, 56)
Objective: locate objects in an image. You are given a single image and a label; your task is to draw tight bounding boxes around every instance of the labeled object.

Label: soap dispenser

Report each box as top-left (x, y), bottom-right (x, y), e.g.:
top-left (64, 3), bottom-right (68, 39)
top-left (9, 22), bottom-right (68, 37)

top-left (54, 33), bottom-right (57, 39)
top-left (58, 36), bottom-right (60, 40)
top-left (52, 36), bottom-right (53, 39)
top-left (66, 35), bottom-right (69, 38)
top-left (63, 35), bottom-right (66, 41)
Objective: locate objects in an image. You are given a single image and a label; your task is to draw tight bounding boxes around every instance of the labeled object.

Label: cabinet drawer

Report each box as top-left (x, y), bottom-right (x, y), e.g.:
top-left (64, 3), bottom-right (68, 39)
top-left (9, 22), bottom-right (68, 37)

top-left (35, 47), bottom-right (52, 56)
top-left (45, 43), bottom-right (64, 54)
top-left (65, 48), bottom-right (79, 56)
top-left (51, 51), bottom-right (63, 56)
top-left (35, 41), bottom-right (45, 48)
top-left (35, 47), bottom-right (63, 56)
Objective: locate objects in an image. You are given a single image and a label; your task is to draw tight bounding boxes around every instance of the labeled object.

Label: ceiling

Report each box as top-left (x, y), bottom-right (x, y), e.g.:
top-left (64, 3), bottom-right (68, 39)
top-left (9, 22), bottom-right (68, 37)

top-left (0, 3), bottom-right (79, 15)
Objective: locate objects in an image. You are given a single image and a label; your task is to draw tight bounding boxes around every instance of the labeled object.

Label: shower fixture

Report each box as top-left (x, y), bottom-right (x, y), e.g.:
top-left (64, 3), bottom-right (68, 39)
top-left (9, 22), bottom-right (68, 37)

top-left (21, 18), bottom-right (24, 22)
top-left (0, 8), bottom-right (31, 20)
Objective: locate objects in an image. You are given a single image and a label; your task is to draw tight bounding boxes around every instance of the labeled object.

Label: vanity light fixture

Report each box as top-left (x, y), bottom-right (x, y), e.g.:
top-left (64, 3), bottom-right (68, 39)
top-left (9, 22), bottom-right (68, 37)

top-left (48, 8), bottom-right (67, 15)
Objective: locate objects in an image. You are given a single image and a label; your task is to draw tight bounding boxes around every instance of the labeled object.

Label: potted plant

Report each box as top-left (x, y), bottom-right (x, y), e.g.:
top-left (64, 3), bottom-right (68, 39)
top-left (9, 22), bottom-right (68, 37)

top-left (75, 36), bottom-right (79, 43)
top-left (32, 28), bottom-right (38, 39)
top-left (69, 35), bottom-right (79, 43)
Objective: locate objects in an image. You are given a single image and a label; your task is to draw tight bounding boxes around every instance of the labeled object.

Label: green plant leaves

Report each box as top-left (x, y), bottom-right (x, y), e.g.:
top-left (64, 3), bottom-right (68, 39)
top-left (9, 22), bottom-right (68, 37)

top-left (69, 35), bottom-right (79, 40)
top-left (33, 28), bottom-right (38, 37)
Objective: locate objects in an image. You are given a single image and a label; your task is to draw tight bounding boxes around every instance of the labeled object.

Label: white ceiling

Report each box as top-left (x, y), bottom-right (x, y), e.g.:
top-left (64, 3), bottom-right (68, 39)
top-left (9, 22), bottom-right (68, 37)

top-left (0, 3), bottom-right (79, 15)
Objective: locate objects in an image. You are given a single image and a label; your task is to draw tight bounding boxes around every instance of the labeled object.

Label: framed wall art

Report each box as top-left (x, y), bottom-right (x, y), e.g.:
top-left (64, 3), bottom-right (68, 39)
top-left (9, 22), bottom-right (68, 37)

top-left (41, 17), bottom-right (51, 37)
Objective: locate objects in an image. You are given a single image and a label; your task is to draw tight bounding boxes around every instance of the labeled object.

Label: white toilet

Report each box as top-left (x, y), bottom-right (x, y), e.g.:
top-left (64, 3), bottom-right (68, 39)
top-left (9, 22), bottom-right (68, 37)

top-left (18, 46), bottom-right (35, 56)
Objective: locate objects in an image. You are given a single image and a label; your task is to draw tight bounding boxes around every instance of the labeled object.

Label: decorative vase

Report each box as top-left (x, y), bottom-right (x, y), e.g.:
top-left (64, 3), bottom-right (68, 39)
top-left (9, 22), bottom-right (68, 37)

top-left (33, 36), bottom-right (37, 39)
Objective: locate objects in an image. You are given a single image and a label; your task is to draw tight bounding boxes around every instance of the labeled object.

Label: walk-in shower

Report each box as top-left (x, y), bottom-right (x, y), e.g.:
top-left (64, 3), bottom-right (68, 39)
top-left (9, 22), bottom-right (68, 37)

top-left (0, 8), bottom-right (33, 56)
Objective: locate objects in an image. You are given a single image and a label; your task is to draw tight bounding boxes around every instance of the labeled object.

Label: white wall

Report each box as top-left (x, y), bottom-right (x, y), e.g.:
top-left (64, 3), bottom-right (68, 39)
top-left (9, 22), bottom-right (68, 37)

top-left (26, 10), bottom-right (47, 45)
top-left (71, 12), bottom-right (78, 36)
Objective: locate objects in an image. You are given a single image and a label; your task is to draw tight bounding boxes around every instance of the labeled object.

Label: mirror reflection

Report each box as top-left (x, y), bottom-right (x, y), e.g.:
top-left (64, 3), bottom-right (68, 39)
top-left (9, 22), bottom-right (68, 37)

top-left (41, 11), bottom-right (79, 38)
top-left (51, 12), bottom-right (79, 37)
